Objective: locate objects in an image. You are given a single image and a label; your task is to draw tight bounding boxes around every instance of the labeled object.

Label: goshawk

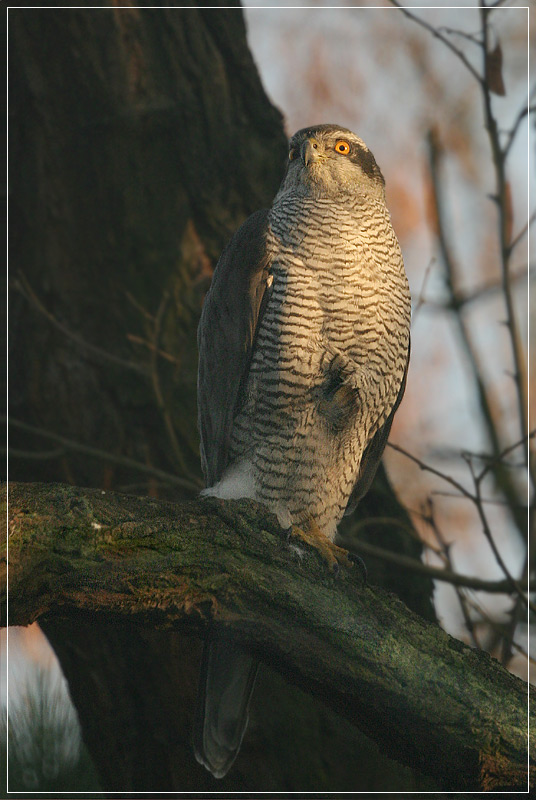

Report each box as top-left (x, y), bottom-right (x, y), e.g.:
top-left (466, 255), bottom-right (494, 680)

top-left (195, 124), bottom-right (411, 777)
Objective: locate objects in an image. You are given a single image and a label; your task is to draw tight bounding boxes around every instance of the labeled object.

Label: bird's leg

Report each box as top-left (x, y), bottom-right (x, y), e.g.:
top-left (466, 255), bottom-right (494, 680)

top-left (289, 517), bottom-right (354, 572)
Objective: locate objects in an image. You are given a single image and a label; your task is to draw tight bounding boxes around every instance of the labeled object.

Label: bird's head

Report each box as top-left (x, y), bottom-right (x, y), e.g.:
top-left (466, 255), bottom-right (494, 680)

top-left (279, 124), bottom-right (385, 200)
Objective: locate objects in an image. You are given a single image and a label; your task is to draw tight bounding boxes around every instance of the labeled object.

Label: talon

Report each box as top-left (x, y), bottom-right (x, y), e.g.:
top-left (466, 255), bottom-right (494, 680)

top-left (348, 552), bottom-right (368, 584)
top-left (288, 518), bottom-right (353, 572)
top-left (281, 525), bottom-right (293, 543)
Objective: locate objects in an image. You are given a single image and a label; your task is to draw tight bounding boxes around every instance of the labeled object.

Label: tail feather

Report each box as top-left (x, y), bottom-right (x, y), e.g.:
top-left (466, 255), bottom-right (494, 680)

top-left (194, 636), bottom-right (258, 778)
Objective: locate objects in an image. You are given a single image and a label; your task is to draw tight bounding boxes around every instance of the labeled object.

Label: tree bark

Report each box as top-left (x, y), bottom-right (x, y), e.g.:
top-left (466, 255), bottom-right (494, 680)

top-left (4, 481), bottom-right (533, 792)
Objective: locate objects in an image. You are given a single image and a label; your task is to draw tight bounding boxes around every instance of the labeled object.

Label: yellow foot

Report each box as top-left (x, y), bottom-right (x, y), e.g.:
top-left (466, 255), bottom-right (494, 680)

top-left (290, 517), bottom-right (354, 572)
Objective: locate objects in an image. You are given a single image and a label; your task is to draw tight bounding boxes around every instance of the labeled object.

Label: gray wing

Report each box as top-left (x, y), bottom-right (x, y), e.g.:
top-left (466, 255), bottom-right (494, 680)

top-left (344, 344), bottom-right (410, 516)
top-left (197, 209), bottom-right (272, 487)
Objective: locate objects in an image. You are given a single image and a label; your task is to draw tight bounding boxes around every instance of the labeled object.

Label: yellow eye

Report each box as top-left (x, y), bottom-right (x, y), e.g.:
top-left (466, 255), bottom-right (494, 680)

top-left (335, 140), bottom-right (350, 155)
top-left (288, 148), bottom-right (297, 161)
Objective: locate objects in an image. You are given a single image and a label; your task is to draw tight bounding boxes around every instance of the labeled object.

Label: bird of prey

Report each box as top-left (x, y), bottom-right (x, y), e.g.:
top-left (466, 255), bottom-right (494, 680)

top-left (195, 124), bottom-right (411, 778)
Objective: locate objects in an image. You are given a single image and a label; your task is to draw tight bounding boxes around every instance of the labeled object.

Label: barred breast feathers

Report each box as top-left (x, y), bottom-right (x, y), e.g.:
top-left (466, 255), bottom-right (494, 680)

top-left (265, 193), bottom-right (411, 432)
top-left (202, 178), bottom-right (411, 537)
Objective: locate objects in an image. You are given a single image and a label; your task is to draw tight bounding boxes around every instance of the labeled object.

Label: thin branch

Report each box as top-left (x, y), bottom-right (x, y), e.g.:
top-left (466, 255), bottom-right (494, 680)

top-left (503, 101), bottom-right (534, 159)
top-left (6, 417), bottom-right (203, 494)
top-left (126, 334), bottom-right (181, 365)
top-left (509, 209), bottom-right (536, 255)
top-left (149, 292), bottom-right (191, 477)
top-left (437, 27), bottom-right (483, 46)
top-left (387, 441), bottom-right (476, 502)
top-left (499, 551), bottom-right (529, 667)
top-left (5, 446), bottom-right (66, 461)
top-left (426, 130), bottom-right (526, 536)
top-left (344, 536), bottom-right (529, 595)
top-left (463, 590), bottom-right (532, 670)
top-left (412, 257), bottom-right (437, 321)
top-left (466, 454), bottom-right (530, 611)
top-left (423, 496), bottom-right (529, 666)
top-left (454, 270), bottom-right (526, 307)
top-left (432, 490), bottom-right (524, 508)
top-left (487, 0), bottom-right (514, 8)
top-left (418, 268), bottom-right (527, 313)
top-left (480, 6), bottom-right (528, 455)
top-left (427, 130), bottom-right (500, 453)
top-left (389, 2), bottom-right (483, 85)
top-left (387, 441), bottom-right (530, 608)
top-left (345, 514), bottom-right (422, 543)
top-left (423, 498), bottom-right (480, 649)
top-left (478, 430), bottom-right (535, 482)
top-left (14, 272), bottom-right (147, 376)
top-left (124, 290), bottom-right (155, 322)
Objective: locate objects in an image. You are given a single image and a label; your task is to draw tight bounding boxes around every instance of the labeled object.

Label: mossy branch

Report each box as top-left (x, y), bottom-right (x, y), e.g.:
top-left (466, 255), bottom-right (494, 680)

top-left (3, 481), bottom-right (533, 791)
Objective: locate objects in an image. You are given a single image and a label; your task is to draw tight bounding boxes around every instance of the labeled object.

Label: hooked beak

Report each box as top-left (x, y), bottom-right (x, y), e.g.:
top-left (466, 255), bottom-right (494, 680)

top-left (301, 137), bottom-right (323, 166)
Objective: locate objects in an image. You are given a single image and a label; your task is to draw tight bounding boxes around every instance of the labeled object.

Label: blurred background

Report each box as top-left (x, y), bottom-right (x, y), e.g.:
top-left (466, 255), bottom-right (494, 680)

top-left (4, 0), bottom-right (533, 793)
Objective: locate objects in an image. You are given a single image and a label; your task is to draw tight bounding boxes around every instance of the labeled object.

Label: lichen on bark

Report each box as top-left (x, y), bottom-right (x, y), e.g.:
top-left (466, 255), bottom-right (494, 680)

top-left (3, 481), bottom-right (533, 792)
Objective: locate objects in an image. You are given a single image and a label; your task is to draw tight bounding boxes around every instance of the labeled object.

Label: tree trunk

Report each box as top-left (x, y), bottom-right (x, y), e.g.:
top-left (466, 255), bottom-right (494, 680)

top-left (5, 482), bottom-right (533, 793)
top-left (9, 1), bottom-right (286, 494)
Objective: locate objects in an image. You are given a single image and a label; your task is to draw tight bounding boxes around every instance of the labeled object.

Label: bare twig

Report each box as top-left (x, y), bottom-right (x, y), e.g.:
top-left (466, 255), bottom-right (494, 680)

top-left (418, 268), bottom-right (527, 313)
top-left (509, 209), bottom-right (536, 255)
top-left (341, 535), bottom-right (530, 595)
top-left (124, 290), bottom-right (155, 322)
top-left (467, 454), bottom-right (530, 611)
top-left (5, 446), bottom-right (66, 461)
top-left (432, 490), bottom-right (524, 508)
top-left (480, 6), bottom-right (528, 455)
top-left (412, 257), bottom-right (437, 321)
top-left (437, 27), bottom-right (483, 46)
top-left (149, 291), bottom-right (191, 477)
top-left (503, 100), bottom-right (534, 159)
top-left (389, 2), bottom-right (483, 85)
top-left (478, 431), bottom-right (535, 482)
top-left (6, 417), bottom-right (203, 494)
top-left (425, 499), bottom-right (481, 649)
top-left (486, 0), bottom-right (515, 9)
top-left (387, 441), bottom-right (476, 502)
top-left (426, 131), bottom-right (526, 536)
top-left (499, 551), bottom-right (529, 667)
top-left (392, 0), bottom-right (531, 487)
top-left (14, 272), bottom-right (147, 376)
top-left (463, 591), bottom-right (532, 670)
top-left (387, 441), bottom-right (530, 608)
top-left (127, 334), bottom-right (181, 365)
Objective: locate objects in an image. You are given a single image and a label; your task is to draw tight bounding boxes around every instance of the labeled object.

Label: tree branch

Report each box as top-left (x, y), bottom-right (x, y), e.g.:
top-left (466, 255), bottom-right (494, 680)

top-left (13, 272), bottom-right (147, 376)
top-left (345, 536), bottom-right (531, 594)
top-left (425, 130), bottom-right (526, 537)
top-left (3, 482), bottom-right (533, 792)
top-left (389, 2), bottom-right (484, 85)
top-left (479, 7), bottom-right (529, 453)
top-left (388, 440), bottom-right (530, 607)
top-left (5, 417), bottom-right (202, 494)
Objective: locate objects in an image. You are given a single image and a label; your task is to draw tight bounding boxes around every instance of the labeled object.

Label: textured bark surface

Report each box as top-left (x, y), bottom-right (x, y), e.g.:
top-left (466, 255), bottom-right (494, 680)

top-left (4, 481), bottom-right (533, 792)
